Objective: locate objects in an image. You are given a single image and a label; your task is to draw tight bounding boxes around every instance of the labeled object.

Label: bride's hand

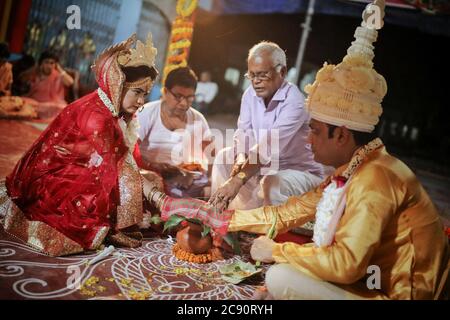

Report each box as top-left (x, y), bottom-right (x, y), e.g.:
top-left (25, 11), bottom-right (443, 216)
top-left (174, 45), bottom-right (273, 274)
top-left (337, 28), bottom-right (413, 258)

top-left (142, 177), bottom-right (156, 199)
top-left (141, 170), bottom-right (165, 201)
top-left (140, 170), bottom-right (164, 191)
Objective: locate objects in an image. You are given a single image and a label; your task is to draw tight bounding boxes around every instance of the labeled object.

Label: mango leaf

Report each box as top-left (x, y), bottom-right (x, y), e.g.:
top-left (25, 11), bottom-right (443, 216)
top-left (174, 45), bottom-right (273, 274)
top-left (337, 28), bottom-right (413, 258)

top-left (223, 232), bottom-right (241, 255)
top-left (163, 215), bottom-right (186, 232)
top-left (186, 218), bottom-right (202, 225)
top-left (150, 215), bottom-right (162, 225)
top-left (201, 225), bottom-right (211, 238)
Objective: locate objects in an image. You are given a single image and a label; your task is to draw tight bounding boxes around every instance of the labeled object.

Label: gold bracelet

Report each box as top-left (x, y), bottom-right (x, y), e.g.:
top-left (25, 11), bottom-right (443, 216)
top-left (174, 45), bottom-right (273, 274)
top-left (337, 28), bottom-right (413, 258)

top-left (155, 192), bottom-right (167, 210)
top-left (147, 188), bottom-right (165, 210)
top-left (146, 187), bottom-right (158, 202)
top-left (156, 193), bottom-right (166, 210)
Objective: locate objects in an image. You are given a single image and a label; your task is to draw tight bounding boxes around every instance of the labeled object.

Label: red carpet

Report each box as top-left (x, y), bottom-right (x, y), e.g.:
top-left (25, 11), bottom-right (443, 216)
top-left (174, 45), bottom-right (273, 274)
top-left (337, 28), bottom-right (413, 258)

top-left (0, 120), bottom-right (42, 178)
top-left (275, 232), bottom-right (313, 245)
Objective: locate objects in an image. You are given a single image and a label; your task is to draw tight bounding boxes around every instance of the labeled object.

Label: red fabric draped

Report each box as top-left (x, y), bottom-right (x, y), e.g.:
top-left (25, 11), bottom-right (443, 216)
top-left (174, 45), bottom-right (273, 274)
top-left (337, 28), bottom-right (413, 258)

top-left (160, 197), bottom-right (233, 236)
top-left (5, 91), bottom-right (128, 249)
top-left (5, 35), bottom-right (145, 251)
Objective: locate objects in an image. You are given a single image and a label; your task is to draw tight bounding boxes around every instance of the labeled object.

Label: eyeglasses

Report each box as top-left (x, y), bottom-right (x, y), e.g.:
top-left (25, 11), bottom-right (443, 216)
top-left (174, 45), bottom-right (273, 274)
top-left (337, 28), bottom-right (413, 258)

top-left (167, 88), bottom-right (196, 105)
top-left (244, 64), bottom-right (282, 82)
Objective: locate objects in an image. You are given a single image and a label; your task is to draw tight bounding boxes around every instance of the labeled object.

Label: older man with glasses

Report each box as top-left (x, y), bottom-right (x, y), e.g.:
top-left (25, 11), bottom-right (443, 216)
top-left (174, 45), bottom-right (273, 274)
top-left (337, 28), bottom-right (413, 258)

top-left (209, 41), bottom-right (324, 212)
top-left (137, 67), bottom-right (213, 198)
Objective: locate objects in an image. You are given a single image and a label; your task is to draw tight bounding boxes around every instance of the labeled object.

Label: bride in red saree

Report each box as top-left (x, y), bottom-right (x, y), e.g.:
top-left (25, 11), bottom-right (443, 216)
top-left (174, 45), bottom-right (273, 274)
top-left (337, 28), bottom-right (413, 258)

top-left (0, 33), bottom-right (163, 256)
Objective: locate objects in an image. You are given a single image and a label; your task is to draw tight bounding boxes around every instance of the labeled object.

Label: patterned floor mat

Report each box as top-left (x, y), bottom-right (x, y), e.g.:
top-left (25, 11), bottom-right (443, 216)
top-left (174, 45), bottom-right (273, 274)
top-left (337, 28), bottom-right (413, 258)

top-left (0, 227), bottom-right (265, 300)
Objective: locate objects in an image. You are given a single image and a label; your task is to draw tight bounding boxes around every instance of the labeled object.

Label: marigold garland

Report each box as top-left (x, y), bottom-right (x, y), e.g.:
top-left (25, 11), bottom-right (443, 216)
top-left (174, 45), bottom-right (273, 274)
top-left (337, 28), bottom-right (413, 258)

top-left (172, 27), bottom-right (193, 35)
top-left (163, 0), bottom-right (198, 84)
top-left (173, 243), bottom-right (213, 264)
top-left (173, 19), bottom-right (193, 29)
top-left (168, 39), bottom-right (192, 52)
top-left (168, 55), bottom-right (185, 64)
top-left (176, 0), bottom-right (198, 18)
top-left (171, 33), bottom-right (194, 43)
top-left (164, 62), bottom-right (187, 78)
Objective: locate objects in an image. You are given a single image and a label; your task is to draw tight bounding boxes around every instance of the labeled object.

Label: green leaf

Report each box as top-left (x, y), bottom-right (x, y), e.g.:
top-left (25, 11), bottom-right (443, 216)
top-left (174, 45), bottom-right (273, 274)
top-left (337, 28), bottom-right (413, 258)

top-left (201, 225), bottom-right (211, 238)
top-left (267, 213), bottom-right (278, 239)
top-left (219, 261), bottom-right (262, 284)
top-left (150, 215), bottom-right (162, 225)
top-left (163, 215), bottom-right (186, 232)
top-left (220, 275), bottom-right (244, 285)
top-left (186, 218), bottom-right (202, 225)
top-left (223, 232), bottom-right (241, 255)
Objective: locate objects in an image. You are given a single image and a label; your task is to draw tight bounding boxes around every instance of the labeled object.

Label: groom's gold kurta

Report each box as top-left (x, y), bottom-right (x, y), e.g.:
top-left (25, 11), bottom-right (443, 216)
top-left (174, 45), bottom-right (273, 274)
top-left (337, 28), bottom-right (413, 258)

top-left (229, 145), bottom-right (449, 299)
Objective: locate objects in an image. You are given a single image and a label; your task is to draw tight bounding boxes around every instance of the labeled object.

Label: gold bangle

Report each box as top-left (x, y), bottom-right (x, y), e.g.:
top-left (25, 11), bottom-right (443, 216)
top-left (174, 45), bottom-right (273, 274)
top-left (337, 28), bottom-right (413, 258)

top-left (157, 193), bottom-right (166, 209)
top-left (146, 187), bottom-right (158, 202)
top-left (147, 188), bottom-right (165, 210)
top-left (156, 193), bottom-right (167, 210)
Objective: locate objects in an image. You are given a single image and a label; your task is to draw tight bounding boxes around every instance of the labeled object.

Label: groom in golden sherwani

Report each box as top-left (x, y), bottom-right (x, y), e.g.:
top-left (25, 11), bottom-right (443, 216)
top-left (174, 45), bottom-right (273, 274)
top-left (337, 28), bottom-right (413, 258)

top-left (226, 0), bottom-right (449, 300)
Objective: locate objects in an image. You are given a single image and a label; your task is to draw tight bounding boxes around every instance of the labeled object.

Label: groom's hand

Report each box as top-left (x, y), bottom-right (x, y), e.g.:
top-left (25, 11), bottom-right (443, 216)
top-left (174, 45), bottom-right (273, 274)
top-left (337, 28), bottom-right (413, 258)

top-left (230, 153), bottom-right (247, 178)
top-left (250, 236), bottom-right (276, 263)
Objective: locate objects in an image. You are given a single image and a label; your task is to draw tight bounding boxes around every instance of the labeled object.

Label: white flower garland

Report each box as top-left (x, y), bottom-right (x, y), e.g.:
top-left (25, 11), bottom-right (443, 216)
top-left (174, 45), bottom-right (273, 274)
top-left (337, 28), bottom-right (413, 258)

top-left (97, 87), bottom-right (139, 150)
top-left (312, 180), bottom-right (346, 247)
top-left (312, 138), bottom-right (383, 248)
top-left (118, 117), bottom-right (139, 150)
top-left (97, 87), bottom-right (140, 169)
top-left (118, 117), bottom-right (140, 171)
top-left (97, 88), bottom-right (118, 117)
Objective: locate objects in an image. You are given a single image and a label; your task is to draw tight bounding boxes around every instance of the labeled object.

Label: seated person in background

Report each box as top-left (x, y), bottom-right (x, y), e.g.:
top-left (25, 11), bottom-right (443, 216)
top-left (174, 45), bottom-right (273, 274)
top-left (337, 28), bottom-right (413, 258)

top-left (19, 50), bottom-right (74, 118)
top-left (0, 43), bottom-right (36, 119)
top-left (11, 53), bottom-right (36, 96)
top-left (138, 67), bottom-right (213, 198)
top-left (0, 42), bottom-right (13, 97)
top-left (194, 71), bottom-right (218, 114)
top-left (209, 41), bottom-right (324, 212)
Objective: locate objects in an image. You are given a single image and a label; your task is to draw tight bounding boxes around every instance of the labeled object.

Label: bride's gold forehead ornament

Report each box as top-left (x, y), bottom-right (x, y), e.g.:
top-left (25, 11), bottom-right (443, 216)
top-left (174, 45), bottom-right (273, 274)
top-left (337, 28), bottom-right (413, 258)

top-left (118, 33), bottom-right (157, 69)
top-left (118, 33), bottom-right (159, 90)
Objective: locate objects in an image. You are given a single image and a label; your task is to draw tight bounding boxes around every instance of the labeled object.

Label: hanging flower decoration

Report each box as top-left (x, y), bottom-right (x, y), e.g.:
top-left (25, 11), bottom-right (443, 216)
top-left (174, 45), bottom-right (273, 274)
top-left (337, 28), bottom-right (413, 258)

top-left (176, 0), bottom-right (198, 17)
top-left (163, 0), bottom-right (198, 83)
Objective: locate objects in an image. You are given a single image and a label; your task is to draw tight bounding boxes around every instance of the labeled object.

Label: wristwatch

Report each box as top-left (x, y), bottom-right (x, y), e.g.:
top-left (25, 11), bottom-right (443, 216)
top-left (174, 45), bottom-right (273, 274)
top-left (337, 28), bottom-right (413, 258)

top-left (236, 171), bottom-right (247, 184)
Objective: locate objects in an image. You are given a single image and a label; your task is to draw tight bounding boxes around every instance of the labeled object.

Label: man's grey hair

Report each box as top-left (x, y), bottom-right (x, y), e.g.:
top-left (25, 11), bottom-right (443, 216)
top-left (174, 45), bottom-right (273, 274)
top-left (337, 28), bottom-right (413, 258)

top-left (248, 41), bottom-right (287, 71)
